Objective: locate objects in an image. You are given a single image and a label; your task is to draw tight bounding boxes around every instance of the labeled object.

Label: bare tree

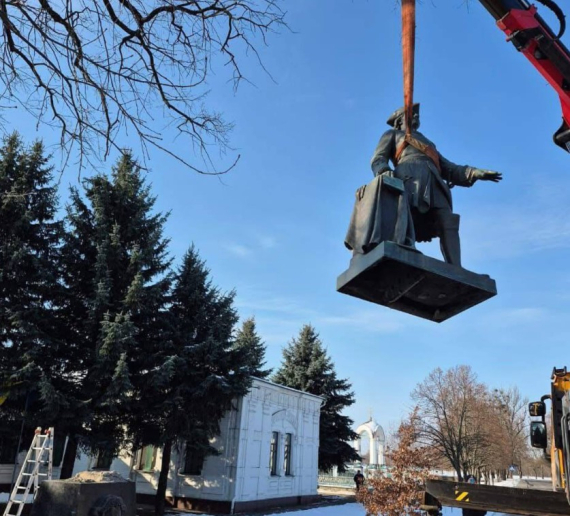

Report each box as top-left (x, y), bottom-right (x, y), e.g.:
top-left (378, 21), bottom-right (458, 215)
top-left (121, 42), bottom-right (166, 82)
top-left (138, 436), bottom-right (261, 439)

top-left (491, 386), bottom-right (529, 476)
top-left (412, 365), bottom-right (491, 480)
top-left (0, 1), bottom-right (286, 173)
top-left (383, 420), bottom-right (401, 468)
top-left (526, 447), bottom-right (550, 479)
top-left (412, 367), bottom-right (536, 484)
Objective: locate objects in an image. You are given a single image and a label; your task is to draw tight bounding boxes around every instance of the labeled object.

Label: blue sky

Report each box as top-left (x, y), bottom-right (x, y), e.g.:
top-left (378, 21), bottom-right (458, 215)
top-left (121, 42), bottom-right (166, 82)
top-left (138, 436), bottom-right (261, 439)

top-left (8, 1), bottom-right (570, 433)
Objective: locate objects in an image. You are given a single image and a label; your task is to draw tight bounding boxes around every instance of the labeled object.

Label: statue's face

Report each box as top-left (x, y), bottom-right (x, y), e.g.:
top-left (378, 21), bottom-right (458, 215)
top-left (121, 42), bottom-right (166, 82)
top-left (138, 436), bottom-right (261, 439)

top-left (396, 113), bottom-right (420, 131)
top-left (412, 113), bottom-right (420, 130)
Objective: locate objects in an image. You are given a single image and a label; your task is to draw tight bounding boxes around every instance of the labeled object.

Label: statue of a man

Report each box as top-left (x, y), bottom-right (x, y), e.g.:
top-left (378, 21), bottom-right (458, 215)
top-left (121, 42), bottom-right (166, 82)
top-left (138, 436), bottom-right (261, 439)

top-left (362, 104), bottom-right (502, 267)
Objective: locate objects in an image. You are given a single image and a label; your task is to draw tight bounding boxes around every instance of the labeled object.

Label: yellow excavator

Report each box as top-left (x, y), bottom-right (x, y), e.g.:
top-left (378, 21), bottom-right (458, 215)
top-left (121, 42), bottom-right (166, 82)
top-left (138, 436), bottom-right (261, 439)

top-left (529, 367), bottom-right (570, 504)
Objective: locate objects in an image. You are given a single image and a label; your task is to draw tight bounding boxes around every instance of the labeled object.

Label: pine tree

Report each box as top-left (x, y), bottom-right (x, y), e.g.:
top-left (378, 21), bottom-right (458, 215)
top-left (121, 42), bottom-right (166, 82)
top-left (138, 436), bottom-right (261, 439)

top-left (143, 246), bottom-right (252, 516)
top-left (233, 317), bottom-right (272, 379)
top-left (0, 133), bottom-right (63, 450)
top-left (272, 324), bottom-right (359, 472)
top-left (58, 152), bottom-right (171, 478)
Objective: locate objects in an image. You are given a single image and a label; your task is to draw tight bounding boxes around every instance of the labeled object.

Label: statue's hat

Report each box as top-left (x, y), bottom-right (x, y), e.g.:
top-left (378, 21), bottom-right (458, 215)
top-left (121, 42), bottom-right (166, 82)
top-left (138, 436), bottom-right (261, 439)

top-left (387, 103), bottom-right (420, 127)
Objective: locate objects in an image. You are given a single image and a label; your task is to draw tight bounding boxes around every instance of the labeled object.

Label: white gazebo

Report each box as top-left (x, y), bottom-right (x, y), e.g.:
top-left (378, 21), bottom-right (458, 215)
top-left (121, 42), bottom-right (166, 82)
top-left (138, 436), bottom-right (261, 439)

top-left (354, 416), bottom-right (386, 467)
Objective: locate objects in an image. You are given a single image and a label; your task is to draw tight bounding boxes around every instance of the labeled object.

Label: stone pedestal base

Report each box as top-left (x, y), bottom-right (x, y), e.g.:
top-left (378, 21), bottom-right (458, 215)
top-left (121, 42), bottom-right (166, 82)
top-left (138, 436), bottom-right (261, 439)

top-left (337, 241), bottom-right (497, 322)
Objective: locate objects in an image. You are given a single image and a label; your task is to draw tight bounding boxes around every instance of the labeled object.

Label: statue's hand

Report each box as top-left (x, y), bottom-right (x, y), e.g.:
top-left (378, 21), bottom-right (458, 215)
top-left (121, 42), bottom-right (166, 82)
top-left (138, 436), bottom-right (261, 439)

top-left (472, 168), bottom-right (502, 182)
top-left (356, 185), bottom-right (366, 201)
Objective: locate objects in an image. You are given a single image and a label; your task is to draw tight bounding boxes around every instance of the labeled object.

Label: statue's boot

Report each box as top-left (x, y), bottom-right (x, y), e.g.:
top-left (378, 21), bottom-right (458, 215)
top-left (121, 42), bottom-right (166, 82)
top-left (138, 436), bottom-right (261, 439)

top-left (439, 213), bottom-right (461, 267)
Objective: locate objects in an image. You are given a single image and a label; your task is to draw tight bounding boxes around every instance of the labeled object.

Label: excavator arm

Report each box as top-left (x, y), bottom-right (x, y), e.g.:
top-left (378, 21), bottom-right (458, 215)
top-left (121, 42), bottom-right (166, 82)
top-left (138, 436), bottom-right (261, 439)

top-left (479, 0), bottom-right (570, 151)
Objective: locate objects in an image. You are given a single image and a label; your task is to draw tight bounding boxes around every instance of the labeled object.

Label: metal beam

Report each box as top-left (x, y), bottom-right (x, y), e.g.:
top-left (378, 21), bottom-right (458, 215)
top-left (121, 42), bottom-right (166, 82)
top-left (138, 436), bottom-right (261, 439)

top-left (425, 479), bottom-right (570, 516)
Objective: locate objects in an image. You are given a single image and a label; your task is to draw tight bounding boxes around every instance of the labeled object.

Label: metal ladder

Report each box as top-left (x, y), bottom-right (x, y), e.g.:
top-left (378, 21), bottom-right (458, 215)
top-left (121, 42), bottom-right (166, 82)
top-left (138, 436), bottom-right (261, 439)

top-left (3, 427), bottom-right (54, 516)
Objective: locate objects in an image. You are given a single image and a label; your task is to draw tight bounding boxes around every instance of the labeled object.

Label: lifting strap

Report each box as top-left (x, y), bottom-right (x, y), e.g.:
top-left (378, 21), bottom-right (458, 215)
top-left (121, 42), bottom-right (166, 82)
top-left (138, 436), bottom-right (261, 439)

top-left (395, 133), bottom-right (442, 172)
top-left (395, 0), bottom-right (442, 173)
top-left (402, 0), bottom-right (415, 136)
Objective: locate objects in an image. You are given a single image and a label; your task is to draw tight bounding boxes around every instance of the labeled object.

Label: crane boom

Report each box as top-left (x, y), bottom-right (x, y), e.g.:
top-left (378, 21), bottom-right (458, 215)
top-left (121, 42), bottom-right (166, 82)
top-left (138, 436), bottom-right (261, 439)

top-left (478, 0), bottom-right (570, 151)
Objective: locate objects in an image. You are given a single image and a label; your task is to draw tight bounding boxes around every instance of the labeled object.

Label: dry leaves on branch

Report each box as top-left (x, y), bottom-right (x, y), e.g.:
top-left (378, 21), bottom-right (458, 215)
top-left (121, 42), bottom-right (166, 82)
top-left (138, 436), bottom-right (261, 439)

top-left (358, 407), bottom-right (438, 516)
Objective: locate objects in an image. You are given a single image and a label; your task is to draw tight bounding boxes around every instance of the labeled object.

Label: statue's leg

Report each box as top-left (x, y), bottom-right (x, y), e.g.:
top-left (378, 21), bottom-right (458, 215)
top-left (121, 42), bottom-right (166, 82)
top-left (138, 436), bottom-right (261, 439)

top-left (434, 209), bottom-right (461, 267)
top-left (395, 185), bottom-right (416, 248)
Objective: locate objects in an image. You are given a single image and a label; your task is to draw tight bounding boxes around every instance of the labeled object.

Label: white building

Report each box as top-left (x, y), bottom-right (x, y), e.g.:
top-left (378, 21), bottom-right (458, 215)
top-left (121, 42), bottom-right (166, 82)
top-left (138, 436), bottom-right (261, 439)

top-left (67, 377), bottom-right (323, 514)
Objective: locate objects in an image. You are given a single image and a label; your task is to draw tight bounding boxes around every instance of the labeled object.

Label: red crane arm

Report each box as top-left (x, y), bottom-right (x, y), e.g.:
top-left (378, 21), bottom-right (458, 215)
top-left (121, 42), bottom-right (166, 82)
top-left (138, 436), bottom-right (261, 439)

top-left (479, 0), bottom-right (570, 151)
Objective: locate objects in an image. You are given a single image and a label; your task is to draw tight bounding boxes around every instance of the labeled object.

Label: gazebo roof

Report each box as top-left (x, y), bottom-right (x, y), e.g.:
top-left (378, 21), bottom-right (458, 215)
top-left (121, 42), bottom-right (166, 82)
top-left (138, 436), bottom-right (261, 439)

top-left (356, 417), bottom-right (386, 441)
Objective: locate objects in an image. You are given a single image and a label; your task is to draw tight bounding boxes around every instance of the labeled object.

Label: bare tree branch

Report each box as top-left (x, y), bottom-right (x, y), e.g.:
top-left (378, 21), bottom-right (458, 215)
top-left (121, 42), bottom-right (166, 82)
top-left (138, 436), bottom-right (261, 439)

top-left (358, 408), bottom-right (438, 516)
top-left (0, 0), bottom-right (287, 174)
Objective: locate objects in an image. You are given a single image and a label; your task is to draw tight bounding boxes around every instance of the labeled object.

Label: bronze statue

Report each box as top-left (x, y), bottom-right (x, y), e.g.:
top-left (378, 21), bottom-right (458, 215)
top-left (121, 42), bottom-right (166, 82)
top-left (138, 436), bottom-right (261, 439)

top-left (346, 104), bottom-right (502, 267)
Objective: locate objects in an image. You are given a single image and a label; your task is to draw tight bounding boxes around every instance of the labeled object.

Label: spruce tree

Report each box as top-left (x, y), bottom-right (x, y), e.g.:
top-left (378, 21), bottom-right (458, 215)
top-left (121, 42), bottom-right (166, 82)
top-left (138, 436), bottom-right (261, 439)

top-left (233, 317), bottom-right (272, 379)
top-left (143, 246), bottom-right (252, 516)
top-left (0, 134), bottom-right (63, 449)
top-left (58, 152), bottom-right (171, 478)
top-left (272, 324), bottom-right (359, 472)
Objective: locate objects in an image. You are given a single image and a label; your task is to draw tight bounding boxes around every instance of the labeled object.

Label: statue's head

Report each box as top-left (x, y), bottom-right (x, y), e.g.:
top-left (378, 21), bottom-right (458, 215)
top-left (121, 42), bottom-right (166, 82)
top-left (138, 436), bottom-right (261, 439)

top-left (387, 104), bottom-right (420, 131)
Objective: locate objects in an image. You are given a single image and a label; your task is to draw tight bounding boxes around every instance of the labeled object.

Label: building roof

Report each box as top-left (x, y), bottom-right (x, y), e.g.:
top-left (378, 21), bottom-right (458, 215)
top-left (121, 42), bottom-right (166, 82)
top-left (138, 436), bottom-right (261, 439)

top-left (250, 376), bottom-right (324, 401)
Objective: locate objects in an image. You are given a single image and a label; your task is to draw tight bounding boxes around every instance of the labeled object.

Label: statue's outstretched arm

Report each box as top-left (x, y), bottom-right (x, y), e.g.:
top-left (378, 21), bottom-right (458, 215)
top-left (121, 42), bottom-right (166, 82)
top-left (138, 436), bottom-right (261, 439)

top-left (439, 152), bottom-right (502, 186)
top-left (469, 168), bottom-right (502, 182)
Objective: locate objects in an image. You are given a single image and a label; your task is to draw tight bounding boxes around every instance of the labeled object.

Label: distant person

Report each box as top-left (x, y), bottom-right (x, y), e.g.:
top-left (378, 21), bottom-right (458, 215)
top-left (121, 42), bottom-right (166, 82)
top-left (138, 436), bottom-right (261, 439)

top-left (354, 469), bottom-right (365, 492)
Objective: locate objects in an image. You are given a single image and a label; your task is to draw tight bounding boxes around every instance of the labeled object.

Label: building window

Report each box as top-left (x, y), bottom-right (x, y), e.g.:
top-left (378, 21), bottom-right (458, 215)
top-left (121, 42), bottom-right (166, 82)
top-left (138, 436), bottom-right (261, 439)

top-left (284, 433), bottom-right (292, 476)
top-left (183, 444), bottom-right (204, 476)
top-left (94, 449), bottom-right (114, 470)
top-left (269, 432), bottom-right (279, 476)
top-left (137, 445), bottom-right (156, 471)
